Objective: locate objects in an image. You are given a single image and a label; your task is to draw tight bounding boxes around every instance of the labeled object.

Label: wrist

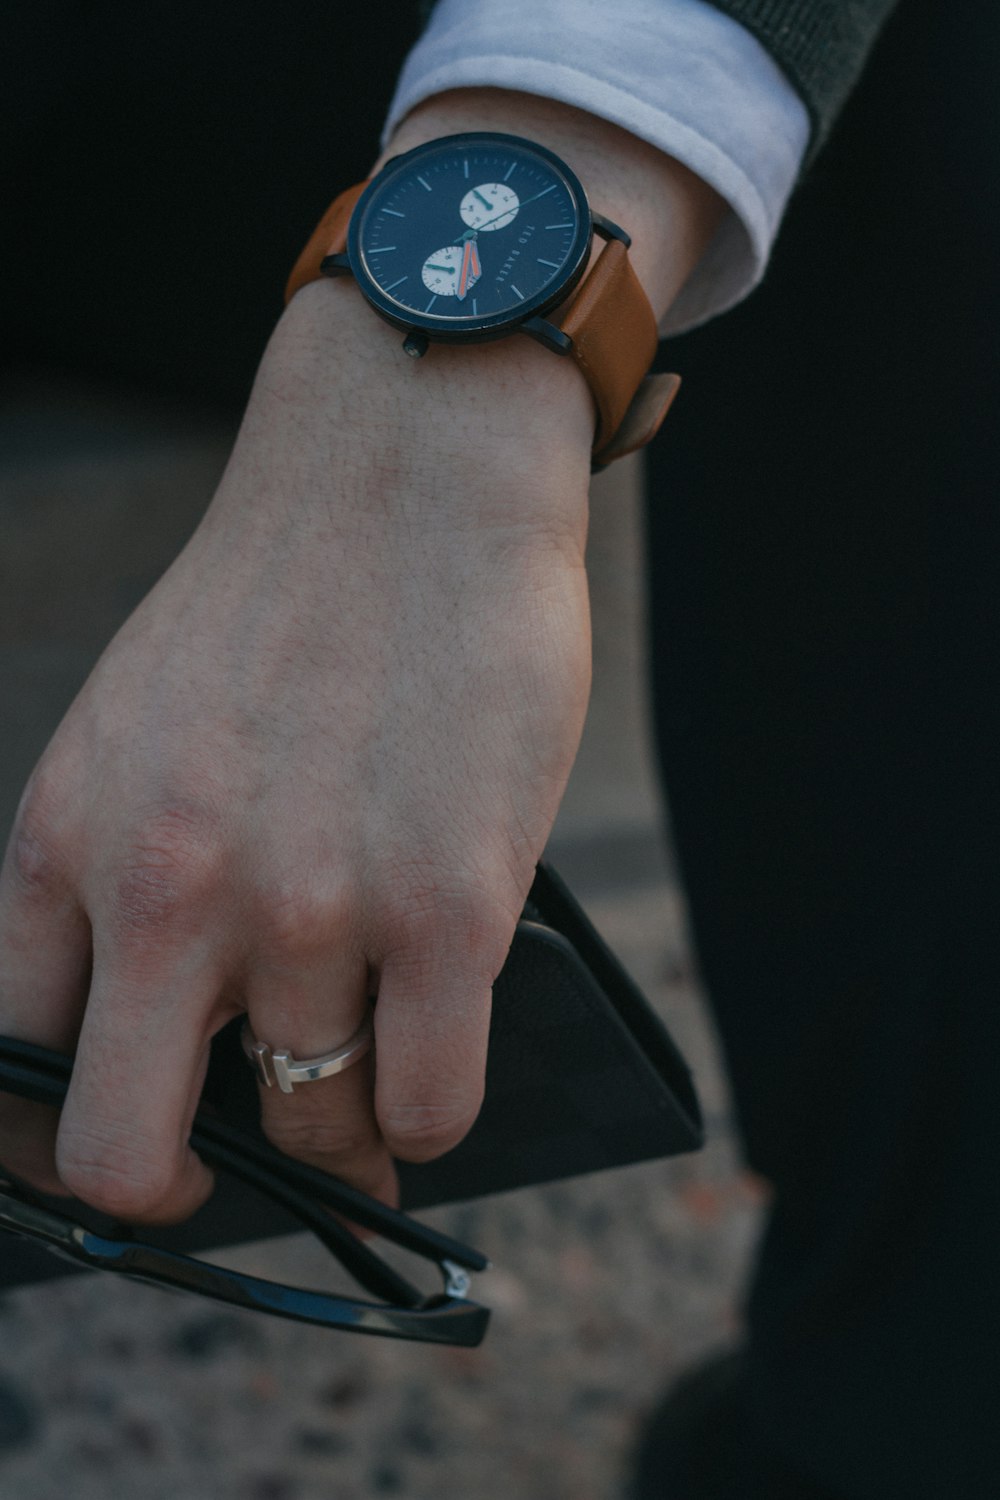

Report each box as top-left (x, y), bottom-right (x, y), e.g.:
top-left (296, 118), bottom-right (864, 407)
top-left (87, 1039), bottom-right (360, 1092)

top-left (244, 277), bottom-right (595, 535)
top-left (264, 88), bottom-right (721, 490)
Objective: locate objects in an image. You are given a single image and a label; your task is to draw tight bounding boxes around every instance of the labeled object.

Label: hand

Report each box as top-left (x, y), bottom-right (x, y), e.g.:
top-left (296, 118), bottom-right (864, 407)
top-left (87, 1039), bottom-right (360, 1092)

top-left (0, 89), bottom-right (724, 1223)
top-left (0, 280), bottom-right (595, 1219)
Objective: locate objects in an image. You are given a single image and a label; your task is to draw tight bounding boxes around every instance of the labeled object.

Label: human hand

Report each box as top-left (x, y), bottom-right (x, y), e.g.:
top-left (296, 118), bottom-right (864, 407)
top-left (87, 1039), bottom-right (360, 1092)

top-left (0, 279), bottom-right (597, 1217)
top-left (0, 90), bottom-right (724, 1221)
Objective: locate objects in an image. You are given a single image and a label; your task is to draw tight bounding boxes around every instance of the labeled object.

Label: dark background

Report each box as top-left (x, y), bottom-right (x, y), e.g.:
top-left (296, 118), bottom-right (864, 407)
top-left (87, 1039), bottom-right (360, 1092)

top-left (647, 3), bottom-right (999, 1493)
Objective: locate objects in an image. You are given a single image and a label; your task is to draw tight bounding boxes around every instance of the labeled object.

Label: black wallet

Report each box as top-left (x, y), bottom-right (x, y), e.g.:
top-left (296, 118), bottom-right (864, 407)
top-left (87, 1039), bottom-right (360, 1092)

top-left (0, 862), bottom-right (702, 1292)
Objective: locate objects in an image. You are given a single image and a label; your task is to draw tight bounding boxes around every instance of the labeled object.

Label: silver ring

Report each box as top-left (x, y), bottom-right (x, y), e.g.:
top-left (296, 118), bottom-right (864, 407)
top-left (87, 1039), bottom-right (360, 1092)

top-left (241, 1013), bottom-right (373, 1094)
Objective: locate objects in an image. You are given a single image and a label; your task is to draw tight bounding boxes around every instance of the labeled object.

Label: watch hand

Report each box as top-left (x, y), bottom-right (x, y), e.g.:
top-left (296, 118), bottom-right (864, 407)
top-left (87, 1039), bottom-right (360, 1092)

top-left (472, 189), bottom-right (493, 211)
top-left (458, 239), bottom-right (474, 300)
top-left (454, 187), bottom-right (551, 240)
top-left (457, 238), bottom-right (483, 301)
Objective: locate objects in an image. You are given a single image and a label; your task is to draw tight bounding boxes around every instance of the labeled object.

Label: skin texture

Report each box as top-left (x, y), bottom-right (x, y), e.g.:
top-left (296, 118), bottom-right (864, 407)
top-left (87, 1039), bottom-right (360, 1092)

top-left (0, 89), bottom-right (725, 1222)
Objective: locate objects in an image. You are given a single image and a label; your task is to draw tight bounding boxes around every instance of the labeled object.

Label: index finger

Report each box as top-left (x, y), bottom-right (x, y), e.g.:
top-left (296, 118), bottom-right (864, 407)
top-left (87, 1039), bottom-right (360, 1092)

top-left (0, 783), bottom-right (91, 1193)
top-left (55, 933), bottom-right (219, 1224)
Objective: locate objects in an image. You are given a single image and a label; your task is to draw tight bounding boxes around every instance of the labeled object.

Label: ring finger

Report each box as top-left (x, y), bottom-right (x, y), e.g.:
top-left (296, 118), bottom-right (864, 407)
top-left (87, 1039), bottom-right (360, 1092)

top-left (246, 948), bottom-right (397, 1206)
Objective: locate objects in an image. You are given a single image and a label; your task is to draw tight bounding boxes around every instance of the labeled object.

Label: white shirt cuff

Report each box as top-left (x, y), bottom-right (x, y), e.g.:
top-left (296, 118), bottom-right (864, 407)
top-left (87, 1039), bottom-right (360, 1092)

top-left (382, 0), bottom-right (811, 334)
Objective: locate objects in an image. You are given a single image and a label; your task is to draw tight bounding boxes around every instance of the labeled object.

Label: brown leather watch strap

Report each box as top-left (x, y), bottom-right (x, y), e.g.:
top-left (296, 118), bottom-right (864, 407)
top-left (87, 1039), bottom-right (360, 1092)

top-left (284, 183), bottom-right (680, 465)
top-left (553, 237), bottom-right (679, 466)
top-left (285, 182), bottom-right (370, 305)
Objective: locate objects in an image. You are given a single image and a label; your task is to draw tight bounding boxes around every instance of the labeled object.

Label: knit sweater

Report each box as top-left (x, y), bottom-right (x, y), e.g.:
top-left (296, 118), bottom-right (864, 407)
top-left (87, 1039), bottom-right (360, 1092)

top-left (703, 0), bottom-right (899, 158)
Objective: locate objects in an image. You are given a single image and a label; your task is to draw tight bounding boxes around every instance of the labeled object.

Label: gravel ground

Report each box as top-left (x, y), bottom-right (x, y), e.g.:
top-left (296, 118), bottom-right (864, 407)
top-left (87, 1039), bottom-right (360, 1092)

top-left (0, 384), bottom-right (764, 1499)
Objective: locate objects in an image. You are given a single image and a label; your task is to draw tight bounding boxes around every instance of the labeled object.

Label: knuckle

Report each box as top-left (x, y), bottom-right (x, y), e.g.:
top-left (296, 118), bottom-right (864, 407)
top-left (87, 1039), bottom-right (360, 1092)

top-left (56, 1128), bottom-right (178, 1219)
top-left (254, 880), bottom-right (353, 963)
top-left (379, 877), bottom-right (514, 982)
top-left (7, 780), bottom-right (71, 904)
top-left (110, 802), bottom-right (224, 935)
top-left (378, 1095), bottom-right (483, 1162)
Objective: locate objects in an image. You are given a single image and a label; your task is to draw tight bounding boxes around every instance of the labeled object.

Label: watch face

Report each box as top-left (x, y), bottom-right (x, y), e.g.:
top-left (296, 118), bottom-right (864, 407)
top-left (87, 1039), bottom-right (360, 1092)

top-left (347, 133), bottom-right (592, 340)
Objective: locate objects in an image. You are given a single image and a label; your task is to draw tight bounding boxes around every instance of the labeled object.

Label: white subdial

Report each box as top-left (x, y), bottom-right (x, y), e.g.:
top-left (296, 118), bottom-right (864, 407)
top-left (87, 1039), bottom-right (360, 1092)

top-left (421, 246), bottom-right (463, 295)
top-left (460, 183), bottom-right (520, 232)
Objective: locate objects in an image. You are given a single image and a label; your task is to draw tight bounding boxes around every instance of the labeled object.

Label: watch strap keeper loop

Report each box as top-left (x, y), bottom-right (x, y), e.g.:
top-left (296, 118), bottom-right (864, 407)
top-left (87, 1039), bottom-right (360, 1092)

top-left (591, 372), bottom-right (682, 470)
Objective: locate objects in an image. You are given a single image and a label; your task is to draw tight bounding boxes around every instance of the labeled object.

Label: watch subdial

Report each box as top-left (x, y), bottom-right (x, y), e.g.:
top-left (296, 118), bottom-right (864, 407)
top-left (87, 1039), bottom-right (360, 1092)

top-left (420, 246), bottom-right (463, 296)
top-left (459, 183), bottom-right (519, 232)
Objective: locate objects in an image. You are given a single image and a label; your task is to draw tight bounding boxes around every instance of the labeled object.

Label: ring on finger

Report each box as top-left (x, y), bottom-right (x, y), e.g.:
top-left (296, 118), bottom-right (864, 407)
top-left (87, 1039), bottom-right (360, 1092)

top-left (241, 1011), bottom-right (373, 1095)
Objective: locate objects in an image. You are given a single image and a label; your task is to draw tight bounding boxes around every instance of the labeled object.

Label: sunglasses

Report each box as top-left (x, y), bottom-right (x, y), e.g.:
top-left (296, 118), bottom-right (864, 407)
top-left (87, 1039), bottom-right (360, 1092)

top-left (0, 1036), bottom-right (490, 1347)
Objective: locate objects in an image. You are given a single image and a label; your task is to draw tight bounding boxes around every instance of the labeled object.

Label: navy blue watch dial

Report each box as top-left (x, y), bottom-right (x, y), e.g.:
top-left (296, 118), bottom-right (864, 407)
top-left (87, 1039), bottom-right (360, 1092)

top-left (346, 133), bottom-right (592, 341)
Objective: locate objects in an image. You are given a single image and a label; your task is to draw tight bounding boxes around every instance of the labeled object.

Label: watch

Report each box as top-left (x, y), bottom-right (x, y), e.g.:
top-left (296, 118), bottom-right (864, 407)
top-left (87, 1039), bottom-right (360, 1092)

top-left (285, 131), bottom-right (681, 469)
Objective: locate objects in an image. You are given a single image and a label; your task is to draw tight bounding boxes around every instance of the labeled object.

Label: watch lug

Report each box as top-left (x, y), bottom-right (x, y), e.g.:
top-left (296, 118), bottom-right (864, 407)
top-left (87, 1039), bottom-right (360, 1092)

top-left (520, 317), bottom-right (573, 356)
top-left (320, 252), bottom-right (353, 277)
top-left (592, 214), bottom-right (632, 248)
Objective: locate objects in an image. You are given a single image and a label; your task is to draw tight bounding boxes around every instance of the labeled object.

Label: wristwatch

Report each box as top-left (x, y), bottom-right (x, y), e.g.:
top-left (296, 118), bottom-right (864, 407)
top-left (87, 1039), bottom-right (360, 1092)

top-left (285, 132), bottom-right (681, 469)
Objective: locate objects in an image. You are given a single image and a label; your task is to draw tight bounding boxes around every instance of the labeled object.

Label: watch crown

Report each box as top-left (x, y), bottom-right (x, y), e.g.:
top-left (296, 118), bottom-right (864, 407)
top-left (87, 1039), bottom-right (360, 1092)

top-left (402, 332), bottom-right (429, 359)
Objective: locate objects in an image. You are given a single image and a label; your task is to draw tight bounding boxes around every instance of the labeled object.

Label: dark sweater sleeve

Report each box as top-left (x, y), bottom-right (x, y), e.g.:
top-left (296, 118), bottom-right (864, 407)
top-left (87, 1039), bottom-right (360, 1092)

top-left (701, 0), bottom-right (900, 160)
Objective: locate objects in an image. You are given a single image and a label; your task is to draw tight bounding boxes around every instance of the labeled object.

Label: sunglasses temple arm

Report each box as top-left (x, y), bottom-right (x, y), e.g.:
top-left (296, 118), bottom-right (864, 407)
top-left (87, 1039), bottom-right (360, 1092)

top-left (196, 1133), bottom-right (425, 1307)
top-left (194, 1112), bottom-right (488, 1271)
top-left (0, 1056), bottom-right (66, 1110)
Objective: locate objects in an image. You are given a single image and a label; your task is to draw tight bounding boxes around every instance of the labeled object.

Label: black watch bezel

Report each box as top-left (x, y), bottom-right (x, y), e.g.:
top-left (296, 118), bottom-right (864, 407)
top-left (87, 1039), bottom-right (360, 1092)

top-left (343, 132), bottom-right (594, 346)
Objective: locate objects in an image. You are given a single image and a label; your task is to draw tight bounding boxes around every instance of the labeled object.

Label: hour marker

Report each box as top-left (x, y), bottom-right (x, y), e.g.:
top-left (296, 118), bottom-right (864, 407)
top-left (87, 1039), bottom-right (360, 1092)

top-left (463, 159), bottom-right (470, 179)
top-left (384, 275), bottom-right (408, 292)
top-left (545, 223), bottom-right (573, 230)
top-left (537, 257), bottom-right (560, 268)
top-left (472, 298), bottom-right (478, 315)
top-left (383, 208), bottom-right (405, 219)
top-left (417, 175), bottom-right (432, 192)
top-left (425, 295), bottom-right (438, 312)
top-left (510, 284), bottom-right (525, 301)
top-left (369, 245), bottom-right (397, 253)
top-left (503, 162), bottom-right (516, 182)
